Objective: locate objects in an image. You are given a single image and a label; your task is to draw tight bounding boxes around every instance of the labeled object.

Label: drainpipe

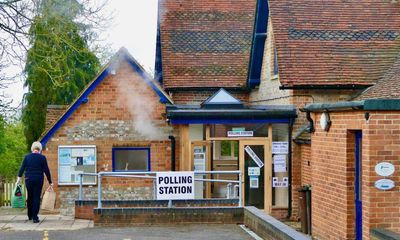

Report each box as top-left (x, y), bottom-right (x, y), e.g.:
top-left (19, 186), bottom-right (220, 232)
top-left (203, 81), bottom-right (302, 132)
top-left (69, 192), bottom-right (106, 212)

top-left (301, 109), bottom-right (315, 133)
top-left (168, 135), bottom-right (176, 171)
top-left (288, 118), bottom-right (294, 219)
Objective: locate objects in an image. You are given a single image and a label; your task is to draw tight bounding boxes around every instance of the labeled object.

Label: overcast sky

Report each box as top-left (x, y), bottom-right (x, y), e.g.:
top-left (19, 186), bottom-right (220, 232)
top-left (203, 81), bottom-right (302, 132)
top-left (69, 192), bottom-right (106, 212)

top-left (5, 0), bottom-right (158, 108)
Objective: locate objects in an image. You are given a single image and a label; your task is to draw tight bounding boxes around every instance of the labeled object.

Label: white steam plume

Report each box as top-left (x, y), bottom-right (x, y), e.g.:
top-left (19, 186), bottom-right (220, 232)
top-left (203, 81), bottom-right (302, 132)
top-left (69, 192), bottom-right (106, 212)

top-left (116, 69), bottom-right (164, 140)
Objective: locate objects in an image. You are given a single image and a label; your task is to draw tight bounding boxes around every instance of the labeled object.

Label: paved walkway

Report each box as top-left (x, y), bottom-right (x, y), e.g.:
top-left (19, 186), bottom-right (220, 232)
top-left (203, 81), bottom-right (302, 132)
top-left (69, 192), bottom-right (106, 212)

top-left (0, 207), bottom-right (92, 231)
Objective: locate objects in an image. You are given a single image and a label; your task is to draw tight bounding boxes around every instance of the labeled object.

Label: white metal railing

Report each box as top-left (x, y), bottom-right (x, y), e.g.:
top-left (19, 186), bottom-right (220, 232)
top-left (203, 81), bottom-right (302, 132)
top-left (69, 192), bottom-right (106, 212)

top-left (78, 172), bottom-right (98, 201)
top-left (78, 171), bottom-right (242, 209)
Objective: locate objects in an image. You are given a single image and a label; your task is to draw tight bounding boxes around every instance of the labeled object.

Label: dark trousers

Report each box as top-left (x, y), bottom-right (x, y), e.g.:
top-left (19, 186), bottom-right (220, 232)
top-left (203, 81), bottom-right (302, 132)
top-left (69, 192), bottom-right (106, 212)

top-left (25, 178), bottom-right (43, 221)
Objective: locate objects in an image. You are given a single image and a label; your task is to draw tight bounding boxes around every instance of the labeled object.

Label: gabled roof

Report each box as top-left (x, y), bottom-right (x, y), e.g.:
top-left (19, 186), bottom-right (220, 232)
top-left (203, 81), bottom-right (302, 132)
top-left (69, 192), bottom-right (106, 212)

top-left (269, 0), bottom-right (400, 88)
top-left (355, 55), bottom-right (400, 100)
top-left (40, 47), bottom-right (173, 146)
top-left (157, 0), bottom-right (257, 90)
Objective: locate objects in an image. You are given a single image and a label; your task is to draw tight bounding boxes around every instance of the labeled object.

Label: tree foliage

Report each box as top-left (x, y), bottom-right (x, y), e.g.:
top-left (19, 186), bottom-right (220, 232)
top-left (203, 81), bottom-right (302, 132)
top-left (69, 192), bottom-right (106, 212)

top-left (0, 120), bottom-right (28, 180)
top-left (22, 0), bottom-right (101, 146)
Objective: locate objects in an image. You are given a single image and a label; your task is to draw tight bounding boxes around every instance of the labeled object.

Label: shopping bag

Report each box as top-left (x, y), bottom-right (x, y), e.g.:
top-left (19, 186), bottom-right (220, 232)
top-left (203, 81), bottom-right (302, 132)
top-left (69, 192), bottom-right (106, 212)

top-left (40, 186), bottom-right (56, 211)
top-left (11, 185), bottom-right (25, 208)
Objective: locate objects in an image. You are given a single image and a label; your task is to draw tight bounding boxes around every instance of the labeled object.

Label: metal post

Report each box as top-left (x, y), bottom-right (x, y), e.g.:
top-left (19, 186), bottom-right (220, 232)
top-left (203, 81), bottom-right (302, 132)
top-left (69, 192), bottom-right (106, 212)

top-left (79, 174), bottom-right (83, 200)
top-left (234, 184), bottom-right (239, 198)
top-left (97, 173), bottom-right (102, 208)
top-left (238, 172), bottom-right (242, 207)
top-left (153, 179), bottom-right (156, 200)
top-left (226, 183), bottom-right (231, 199)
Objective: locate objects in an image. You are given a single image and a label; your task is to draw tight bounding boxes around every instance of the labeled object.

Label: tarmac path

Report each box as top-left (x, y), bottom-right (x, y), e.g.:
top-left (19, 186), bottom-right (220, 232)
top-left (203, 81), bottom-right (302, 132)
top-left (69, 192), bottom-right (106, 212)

top-left (0, 225), bottom-right (253, 240)
top-left (0, 207), bottom-right (253, 240)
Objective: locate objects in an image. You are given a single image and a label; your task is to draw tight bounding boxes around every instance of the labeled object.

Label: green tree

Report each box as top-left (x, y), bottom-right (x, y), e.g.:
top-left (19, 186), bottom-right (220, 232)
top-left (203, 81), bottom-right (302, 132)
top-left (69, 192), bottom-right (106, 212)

top-left (22, 0), bottom-right (100, 146)
top-left (0, 121), bottom-right (28, 180)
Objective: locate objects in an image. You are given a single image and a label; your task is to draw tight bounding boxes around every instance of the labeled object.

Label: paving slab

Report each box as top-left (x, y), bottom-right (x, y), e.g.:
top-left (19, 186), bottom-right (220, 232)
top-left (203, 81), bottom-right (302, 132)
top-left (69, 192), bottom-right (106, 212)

top-left (59, 216), bottom-right (74, 221)
top-left (35, 219), bottom-right (75, 231)
top-left (2, 221), bottom-right (37, 231)
top-left (0, 215), bottom-right (16, 221)
top-left (41, 215), bottom-right (62, 221)
top-left (0, 207), bottom-right (91, 232)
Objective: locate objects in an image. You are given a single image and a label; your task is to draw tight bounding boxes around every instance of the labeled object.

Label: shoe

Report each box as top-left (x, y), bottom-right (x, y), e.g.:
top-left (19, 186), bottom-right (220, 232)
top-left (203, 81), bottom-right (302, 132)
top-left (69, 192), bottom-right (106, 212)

top-left (33, 219), bottom-right (40, 223)
top-left (28, 217), bottom-right (32, 220)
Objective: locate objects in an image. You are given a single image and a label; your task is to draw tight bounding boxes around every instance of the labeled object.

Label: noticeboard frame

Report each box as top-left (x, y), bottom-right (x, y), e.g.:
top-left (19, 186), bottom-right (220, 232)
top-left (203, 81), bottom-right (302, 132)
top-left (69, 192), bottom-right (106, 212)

top-left (57, 145), bottom-right (97, 186)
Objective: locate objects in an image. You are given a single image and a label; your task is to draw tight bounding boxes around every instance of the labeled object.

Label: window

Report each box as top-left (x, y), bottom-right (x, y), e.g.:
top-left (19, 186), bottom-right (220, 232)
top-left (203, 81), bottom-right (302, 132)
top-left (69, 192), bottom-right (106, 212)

top-left (220, 141), bottom-right (238, 158)
top-left (273, 47), bottom-right (279, 76)
top-left (220, 141), bottom-right (232, 156)
top-left (271, 124), bottom-right (289, 207)
top-left (112, 147), bottom-right (150, 171)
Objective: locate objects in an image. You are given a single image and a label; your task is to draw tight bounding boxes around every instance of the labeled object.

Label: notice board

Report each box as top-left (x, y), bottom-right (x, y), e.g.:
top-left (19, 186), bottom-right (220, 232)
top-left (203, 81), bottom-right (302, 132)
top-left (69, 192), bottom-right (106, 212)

top-left (58, 145), bottom-right (97, 185)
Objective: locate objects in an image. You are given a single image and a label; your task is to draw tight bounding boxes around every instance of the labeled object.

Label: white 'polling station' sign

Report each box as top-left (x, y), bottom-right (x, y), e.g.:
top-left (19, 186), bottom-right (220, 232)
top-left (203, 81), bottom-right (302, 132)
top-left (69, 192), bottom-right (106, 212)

top-left (227, 131), bottom-right (254, 137)
top-left (156, 171), bottom-right (195, 200)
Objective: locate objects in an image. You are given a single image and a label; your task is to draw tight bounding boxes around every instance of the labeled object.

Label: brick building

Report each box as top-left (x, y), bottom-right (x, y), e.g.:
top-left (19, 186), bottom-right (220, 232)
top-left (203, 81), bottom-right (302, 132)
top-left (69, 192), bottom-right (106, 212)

top-left (303, 56), bottom-right (400, 239)
top-left (39, 0), bottom-right (399, 239)
top-left (41, 0), bottom-right (298, 218)
top-left (41, 50), bottom-right (175, 215)
top-left (248, 1), bottom-right (400, 239)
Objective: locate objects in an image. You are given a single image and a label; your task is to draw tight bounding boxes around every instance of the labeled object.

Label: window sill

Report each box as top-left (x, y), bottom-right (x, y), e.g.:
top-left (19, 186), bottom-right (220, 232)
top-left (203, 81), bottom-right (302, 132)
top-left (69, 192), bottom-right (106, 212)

top-left (272, 206), bottom-right (288, 210)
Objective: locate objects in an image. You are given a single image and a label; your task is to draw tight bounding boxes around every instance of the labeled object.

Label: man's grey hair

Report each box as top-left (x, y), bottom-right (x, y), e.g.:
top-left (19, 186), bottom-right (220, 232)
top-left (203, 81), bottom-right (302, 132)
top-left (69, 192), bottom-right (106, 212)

top-left (31, 141), bottom-right (42, 152)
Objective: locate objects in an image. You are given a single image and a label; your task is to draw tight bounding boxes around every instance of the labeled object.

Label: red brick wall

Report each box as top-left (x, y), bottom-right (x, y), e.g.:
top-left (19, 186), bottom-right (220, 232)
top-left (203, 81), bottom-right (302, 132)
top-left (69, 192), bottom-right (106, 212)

top-left (289, 90), bottom-right (359, 219)
top-left (42, 60), bottom-right (177, 215)
top-left (45, 105), bottom-right (68, 132)
top-left (362, 111), bottom-right (400, 238)
top-left (159, 0), bottom-right (256, 90)
top-left (300, 144), bottom-right (312, 186)
top-left (311, 111), bottom-right (362, 239)
top-left (271, 208), bottom-right (289, 220)
top-left (75, 199), bottom-right (240, 220)
top-left (311, 110), bottom-right (400, 239)
top-left (93, 207), bottom-right (243, 226)
top-left (75, 204), bottom-right (93, 220)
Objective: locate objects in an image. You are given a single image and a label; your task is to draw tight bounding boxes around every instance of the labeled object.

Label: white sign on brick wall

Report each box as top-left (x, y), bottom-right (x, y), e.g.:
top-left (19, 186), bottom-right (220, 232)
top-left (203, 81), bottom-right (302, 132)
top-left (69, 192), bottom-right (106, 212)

top-left (156, 171), bottom-right (195, 200)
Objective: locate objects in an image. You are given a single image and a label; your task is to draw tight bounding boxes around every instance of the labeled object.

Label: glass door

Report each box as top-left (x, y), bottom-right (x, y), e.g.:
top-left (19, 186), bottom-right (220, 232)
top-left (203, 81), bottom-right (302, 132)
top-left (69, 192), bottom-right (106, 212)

top-left (239, 140), bottom-right (271, 213)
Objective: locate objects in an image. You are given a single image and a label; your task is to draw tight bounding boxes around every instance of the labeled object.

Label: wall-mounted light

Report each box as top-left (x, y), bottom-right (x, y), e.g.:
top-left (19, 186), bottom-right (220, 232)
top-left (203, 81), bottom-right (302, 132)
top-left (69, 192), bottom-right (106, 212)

top-left (319, 111), bottom-right (331, 131)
